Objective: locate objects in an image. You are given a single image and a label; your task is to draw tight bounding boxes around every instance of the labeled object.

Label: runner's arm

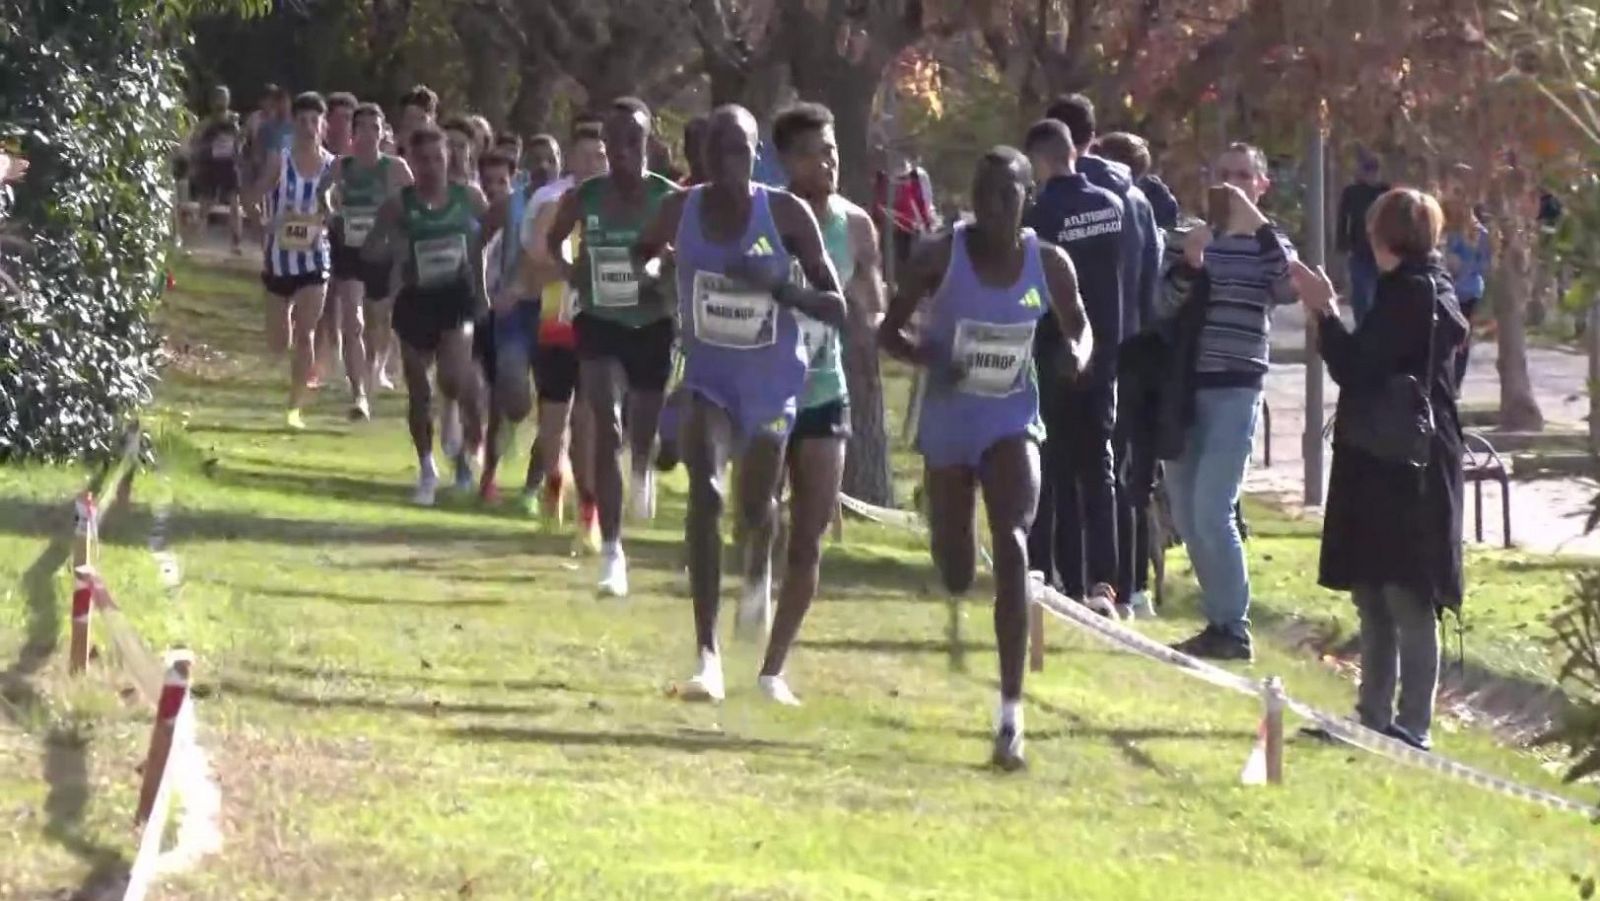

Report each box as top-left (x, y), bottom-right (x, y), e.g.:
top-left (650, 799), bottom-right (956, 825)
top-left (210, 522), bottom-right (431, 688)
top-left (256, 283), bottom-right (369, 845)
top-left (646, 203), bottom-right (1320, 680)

top-left (389, 157), bottom-right (415, 192)
top-left (544, 189), bottom-right (583, 282)
top-left (316, 164), bottom-right (342, 218)
top-left (1039, 243), bottom-right (1093, 383)
top-left (360, 195), bottom-right (403, 267)
top-left (631, 189), bottom-right (687, 281)
top-left (877, 233), bottom-right (950, 366)
top-left (765, 190), bottom-right (846, 328)
top-left (240, 158), bottom-right (279, 212)
top-left (845, 204), bottom-right (886, 329)
top-left (467, 184), bottom-right (492, 310)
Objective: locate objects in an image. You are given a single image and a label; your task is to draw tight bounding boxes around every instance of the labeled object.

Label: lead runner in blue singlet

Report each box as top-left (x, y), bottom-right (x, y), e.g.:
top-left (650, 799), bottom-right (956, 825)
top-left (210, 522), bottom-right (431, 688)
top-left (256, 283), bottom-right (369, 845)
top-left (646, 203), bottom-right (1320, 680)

top-left (879, 148), bottom-right (1093, 771)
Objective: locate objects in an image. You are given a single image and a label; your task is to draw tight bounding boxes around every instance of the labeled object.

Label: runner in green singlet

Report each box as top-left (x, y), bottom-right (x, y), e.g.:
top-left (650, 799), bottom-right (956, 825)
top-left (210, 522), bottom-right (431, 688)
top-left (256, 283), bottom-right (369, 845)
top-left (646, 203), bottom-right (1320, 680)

top-left (362, 125), bottom-right (491, 506)
top-left (324, 102), bottom-right (414, 420)
top-left (544, 97), bottom-right (680, 598)
top-left (752, 102), bottom-right (886, 705)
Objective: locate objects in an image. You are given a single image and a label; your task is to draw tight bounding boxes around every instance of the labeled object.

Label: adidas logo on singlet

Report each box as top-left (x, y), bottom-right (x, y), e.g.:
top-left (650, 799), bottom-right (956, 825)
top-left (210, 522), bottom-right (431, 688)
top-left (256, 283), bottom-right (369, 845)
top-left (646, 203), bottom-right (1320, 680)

top-left (1020, 287), bottom-right (1043, 309)
top-left (748, 236), bottom-right (775, 256)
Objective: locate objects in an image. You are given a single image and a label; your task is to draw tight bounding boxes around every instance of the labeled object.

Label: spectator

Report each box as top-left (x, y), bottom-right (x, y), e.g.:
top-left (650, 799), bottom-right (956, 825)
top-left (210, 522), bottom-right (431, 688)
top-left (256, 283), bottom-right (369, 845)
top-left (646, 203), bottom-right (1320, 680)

top-left (1292, 188), bottom-right (1466, 752)
top-left (1164, 143), bottom-right (1297, 661)
top-left (873, 153), bottom-right (938, 269)
top-left (1096, 131), bottom-right (1180, 231)
top-left (1443, 194), bottom-right (1490, 386)
top-left (1335, 150), bottom-right (1390, 323)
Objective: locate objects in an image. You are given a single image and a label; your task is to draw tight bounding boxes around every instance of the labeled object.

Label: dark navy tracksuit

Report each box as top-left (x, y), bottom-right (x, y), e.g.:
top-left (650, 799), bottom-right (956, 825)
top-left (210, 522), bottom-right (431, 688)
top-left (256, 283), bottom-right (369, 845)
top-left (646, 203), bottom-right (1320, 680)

top-left (1025, 173), bottom-right (1125, 598)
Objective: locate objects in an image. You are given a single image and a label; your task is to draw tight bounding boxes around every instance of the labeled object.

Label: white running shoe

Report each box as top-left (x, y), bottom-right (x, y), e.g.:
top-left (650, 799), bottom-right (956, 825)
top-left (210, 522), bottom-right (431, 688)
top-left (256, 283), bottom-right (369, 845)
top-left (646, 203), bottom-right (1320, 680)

top-left (349, 395), bottom-right (371, 422)
top-left (440, 402), bottom-right (463, 459)
top-left (758, 674), bottom-right (801, 707)
top-left (1128, 591), bottom-right (1158, 620)
top-left (677, 650), bottom-right (725, 703)
top-left (627, 467), bottom-right (656, 522)
top-left (735, 572), bottom-right (773, 641)
top-left (597, 544), bottom-right (628, 598)
top-left (412, 470), bottom-right (438, 507)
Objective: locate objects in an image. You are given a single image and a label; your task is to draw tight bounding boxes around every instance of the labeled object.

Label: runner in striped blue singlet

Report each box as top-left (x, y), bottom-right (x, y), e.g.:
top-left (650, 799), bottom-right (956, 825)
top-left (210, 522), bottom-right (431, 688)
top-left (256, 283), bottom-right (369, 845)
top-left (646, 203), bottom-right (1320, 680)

top-left (244, 91), bottom-right (336, 432)
top-left (632, 105), bottom-right (846, 704)
top-left (879, 148), bottom-right (1093, 771)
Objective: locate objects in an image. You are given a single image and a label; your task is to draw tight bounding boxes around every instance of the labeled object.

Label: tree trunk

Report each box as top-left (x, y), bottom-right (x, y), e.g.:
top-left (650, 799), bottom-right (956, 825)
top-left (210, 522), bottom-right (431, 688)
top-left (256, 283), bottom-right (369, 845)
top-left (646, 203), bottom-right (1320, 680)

top-left (1496, 237), bottom-right (1546, 432)
top-left (509, 58), bottom-right (562, 136)
top-left (454, 10), bottom-right (518, 129)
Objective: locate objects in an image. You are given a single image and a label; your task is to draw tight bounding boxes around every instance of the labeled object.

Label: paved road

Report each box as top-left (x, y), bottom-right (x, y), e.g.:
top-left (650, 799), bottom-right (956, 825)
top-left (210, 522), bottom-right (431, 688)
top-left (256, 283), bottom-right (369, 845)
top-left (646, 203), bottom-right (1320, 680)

top-left (1254, 304), bottom-right (1600, 556)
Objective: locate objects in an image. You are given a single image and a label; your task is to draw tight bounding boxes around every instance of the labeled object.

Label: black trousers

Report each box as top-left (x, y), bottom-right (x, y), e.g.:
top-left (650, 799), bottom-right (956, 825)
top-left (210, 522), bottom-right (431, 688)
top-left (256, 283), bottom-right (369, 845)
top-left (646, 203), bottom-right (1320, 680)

top-left (1116, 438), bottom-right (1157, 602)
top-left (1028, 377), bottom-right (1119, 598)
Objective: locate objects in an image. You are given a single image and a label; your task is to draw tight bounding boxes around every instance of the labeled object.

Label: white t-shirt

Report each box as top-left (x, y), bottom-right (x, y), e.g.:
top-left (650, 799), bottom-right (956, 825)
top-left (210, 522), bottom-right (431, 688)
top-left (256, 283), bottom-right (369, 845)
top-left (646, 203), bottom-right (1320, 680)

top-left (522, 175), bottom-right (575, 256)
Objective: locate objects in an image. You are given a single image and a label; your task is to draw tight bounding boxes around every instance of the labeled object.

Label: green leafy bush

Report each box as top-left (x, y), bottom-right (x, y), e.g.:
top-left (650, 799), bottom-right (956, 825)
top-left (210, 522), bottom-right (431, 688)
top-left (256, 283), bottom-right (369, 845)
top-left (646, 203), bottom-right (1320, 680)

top-left (0, 0), bottom-right (185, 462)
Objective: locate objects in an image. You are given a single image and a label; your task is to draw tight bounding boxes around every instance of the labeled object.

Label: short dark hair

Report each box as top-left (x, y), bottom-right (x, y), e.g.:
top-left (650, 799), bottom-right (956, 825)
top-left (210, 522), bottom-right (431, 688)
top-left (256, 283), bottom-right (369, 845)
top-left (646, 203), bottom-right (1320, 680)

top-left (1044, 94), bottom-right (1095, 146)
top-left (326, 92), bottom-right (358, 112)
top-left (1023, 119), bottom-right (1074, 155)
top-left (292, 92), bottom-right (327, 116)
top-left (1094, 132), bottom-right (1151, 178)
top-left (572, 122), bottom-right (604, 144)
top-left (771, 103), bottom-right (835, 155)
top-left (440, 115), bottom-right (475, 139)
top-left (982, 145), bottom-right (1032, 178)
top-left (479, 150), bottom-right (516, 176)
top-left (353, 102), bottom-right (385, 129)
top-left (400, 85), bottom-right (439, 115)
top-left (409, 125), bottom-right (445, 152)
top-left (611, 96), bottom-right (652, 126)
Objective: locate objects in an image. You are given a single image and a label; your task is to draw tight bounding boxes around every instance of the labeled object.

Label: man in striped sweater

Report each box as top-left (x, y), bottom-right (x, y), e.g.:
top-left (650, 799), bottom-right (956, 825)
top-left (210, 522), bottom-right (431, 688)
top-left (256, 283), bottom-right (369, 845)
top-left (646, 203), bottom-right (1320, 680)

top-left (1165, 143), bottom-right (1297, 661)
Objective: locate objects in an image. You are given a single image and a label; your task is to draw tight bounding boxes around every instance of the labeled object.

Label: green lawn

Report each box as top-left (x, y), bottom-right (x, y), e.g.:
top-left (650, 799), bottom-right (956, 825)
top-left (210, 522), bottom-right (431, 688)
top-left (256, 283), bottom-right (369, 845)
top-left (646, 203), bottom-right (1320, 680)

top-left (3, 256), bottom-right (1600, 900)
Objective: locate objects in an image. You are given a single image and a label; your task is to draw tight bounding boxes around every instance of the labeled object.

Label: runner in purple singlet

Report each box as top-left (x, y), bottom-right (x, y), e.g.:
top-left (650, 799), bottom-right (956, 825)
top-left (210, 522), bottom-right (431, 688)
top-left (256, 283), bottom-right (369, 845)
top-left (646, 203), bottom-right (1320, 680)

top-left (879, 147), bottom-right (1092, 771)
top-left (633, 105), bottom-right (845, 703)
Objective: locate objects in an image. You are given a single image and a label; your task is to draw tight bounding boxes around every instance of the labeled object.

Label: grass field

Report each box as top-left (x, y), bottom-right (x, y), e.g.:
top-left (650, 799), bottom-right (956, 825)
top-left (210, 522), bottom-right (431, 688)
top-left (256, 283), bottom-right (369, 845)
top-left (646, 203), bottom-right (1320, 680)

top-left (2, 256), bottom-right (1599, 900)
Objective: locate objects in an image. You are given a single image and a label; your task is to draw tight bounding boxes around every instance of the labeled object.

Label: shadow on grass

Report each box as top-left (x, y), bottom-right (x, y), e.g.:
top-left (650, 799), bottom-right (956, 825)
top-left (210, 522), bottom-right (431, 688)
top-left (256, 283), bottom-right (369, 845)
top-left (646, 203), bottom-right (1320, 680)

top-left (192, 422), bottom-right (353, 439)
top-left (216, 677), bottom-right (561, 719)
top-left (1, 478), bottom-right (132, 894)
top-left (237, 584), bottom-right (513, 610)
top-left (229, 659), bottom-right (579, 694)
top-left (450, 723), bottom-right (816, 755)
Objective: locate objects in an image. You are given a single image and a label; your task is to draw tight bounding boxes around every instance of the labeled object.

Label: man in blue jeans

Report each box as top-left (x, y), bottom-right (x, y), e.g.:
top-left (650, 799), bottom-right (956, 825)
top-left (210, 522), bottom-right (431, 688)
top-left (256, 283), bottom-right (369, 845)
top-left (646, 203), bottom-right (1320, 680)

top-left (1335, 153), bottom-right (1388, 323)
top-left (1165, 143), bottom-right (1298, 661)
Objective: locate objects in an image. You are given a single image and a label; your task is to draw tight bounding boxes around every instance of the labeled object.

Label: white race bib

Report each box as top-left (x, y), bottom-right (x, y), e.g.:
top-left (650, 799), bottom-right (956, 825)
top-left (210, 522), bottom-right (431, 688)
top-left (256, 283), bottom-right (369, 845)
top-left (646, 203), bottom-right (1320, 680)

top-left (276, 215), bottom-right (322, 254)
top-left (693, 270), bottom-right (776, 350)
top-left (589, 246), bottom-right (639, 308)
top-left (415, 234), bottom-right (468, 288)
top-left (342, 210), bottom-right (376, 248)
top-left (952, 319), bottom-right (1035, 397)
top-left (211, 135), bottom-right (236, 160)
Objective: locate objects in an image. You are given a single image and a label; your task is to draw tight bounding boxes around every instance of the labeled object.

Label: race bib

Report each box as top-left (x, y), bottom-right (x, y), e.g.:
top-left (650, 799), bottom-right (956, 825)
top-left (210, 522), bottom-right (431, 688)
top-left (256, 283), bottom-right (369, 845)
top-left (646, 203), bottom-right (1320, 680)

top-left (276, 215), bottom-right (322, 254)
top-left (693, 271), bottom-right (776, 350)
top-left (415, 234), bottom-right (468, 288)
top-left (952, 319), bottom-right (1035, 398)
top-left (798, 314), bottom-right (832, 370)
top-left (210, 135), bottom-right (236, 160)
top-left (342, 209), bottom-right (377, 247)
top-left (589, 246), bottom-right (639, 308)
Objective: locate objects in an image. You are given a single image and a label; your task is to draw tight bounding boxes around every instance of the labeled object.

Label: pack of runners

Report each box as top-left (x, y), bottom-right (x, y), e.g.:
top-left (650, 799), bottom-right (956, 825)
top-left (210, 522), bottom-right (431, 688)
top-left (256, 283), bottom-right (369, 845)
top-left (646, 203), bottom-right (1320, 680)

top-left (190, 81), bottom-right (1201, 773)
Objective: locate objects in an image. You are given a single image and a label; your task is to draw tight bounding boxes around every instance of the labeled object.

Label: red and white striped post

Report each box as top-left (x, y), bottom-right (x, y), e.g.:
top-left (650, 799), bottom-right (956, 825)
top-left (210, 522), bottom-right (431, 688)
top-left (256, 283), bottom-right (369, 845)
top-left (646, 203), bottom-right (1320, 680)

top-left (69, 566), bottom-right (94, 675)
top-left (135, 651), bottom-right (194, 826)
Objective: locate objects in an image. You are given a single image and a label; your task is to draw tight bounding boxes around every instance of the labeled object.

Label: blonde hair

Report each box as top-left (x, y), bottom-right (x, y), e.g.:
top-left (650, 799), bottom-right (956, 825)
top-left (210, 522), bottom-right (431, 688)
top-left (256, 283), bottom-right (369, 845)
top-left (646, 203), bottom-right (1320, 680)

top-left (1366, 188), bottom-right (1445, 260)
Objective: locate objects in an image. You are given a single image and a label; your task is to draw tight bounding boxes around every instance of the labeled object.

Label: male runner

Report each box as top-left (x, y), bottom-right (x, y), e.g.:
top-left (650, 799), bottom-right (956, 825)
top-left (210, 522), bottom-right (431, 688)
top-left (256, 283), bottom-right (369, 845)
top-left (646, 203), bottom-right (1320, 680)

top-left (396, 85), bottom-right (439, 159)
top-left (314, 91), bottom-right (360, 392)
top-left (188, 85), bottom-right (244, 253)
top-left (362, 126), bottom-right (491, 505)
top-left (1022, 119), bottom-right (1125, 620)
top-left (244, 85), bottom-right (293, 214)
top-left (323, 101), bottom-right (414, 420)
top-left (479, 136), bottom-right (561, 502)
top-left (243, 91), bottom-right (336, 431)
top-left (633, 104), bottom-right (846, 702)
top-left (880, 147), bottom-right (1092, 771)
top-left (431, 115), bottom-right (486, 483)
top-left (527, 120), bottom-right (608, 539)
top-left (545, 98), bottom-right (679, 597)
top-left (755, 102), bottom-right (884, 705)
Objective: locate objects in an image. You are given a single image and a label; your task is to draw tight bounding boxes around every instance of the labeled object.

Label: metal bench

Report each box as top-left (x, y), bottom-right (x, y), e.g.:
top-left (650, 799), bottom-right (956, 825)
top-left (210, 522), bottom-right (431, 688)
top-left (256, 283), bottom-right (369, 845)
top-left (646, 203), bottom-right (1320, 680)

top-left (1462, 430), bottom-right (1512, 549)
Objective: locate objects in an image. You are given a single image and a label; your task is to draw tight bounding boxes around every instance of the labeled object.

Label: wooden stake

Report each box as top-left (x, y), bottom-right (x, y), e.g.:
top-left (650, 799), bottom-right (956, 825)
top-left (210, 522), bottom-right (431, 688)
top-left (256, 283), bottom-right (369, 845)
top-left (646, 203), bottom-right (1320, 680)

top-left (136, 651), bottom-right (194, 826)
top-left (1263, 676), bottom-right (1286, 786)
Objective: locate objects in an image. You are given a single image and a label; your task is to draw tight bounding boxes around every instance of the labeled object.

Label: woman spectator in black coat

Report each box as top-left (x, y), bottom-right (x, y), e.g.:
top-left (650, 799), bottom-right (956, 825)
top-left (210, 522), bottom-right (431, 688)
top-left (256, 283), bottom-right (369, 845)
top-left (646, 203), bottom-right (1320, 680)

top-left (1290, 188), bottom-right (1467, 752)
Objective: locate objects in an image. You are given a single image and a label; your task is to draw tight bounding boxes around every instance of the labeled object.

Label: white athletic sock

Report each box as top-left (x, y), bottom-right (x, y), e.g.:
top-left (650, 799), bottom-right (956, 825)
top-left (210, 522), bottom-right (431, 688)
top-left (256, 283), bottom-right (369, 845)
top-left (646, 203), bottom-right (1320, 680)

top-left (998, 699), bottom-right (1023, 733)
top-left (601, 539), bottom-right (622, 559)
top-left (419, 453), bottom-right (437, 480)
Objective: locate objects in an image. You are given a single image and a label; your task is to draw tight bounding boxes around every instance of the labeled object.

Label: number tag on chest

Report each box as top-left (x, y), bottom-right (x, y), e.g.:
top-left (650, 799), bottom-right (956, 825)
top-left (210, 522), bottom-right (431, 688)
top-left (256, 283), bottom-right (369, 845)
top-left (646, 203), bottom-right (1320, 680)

top-left (693, 271), bottom-right (776, 350)
top-left (589, 246), bottom-right (639, 308)
top-left (342, 209), bottom-right (377, 247)
top-left (415, 234), bottom-right (468, 288)
top-left (277, 215), bottom-right (323, 253)
top-left (798, 314), bottom-right (832, 369)
top-left (952, 320), bottom-right (1035, 397)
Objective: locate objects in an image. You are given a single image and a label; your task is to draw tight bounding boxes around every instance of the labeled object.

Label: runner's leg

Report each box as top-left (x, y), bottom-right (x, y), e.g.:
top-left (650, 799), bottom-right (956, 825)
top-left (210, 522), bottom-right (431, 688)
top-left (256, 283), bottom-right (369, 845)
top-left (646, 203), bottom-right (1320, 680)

top-left (337, 278), bottom-right (370, 416)
top-left (759, 434), bottom-right (845, 699)
top-left (436, 326), bottom-right (486, 463)
top-left (287, 281), bottom-right (328, 422)
top-left (264, 291), bottom-right (290, 358)
top-left (735, 434), bottom-right (788, 640)
top-left (399, 339), bottom-right (439, 504)
top-left (977, 435), bottom-right (1043, 771)
top-left (925, 461), bottom-right (977, 674)
top-left (581, 356), bottom-right (630, 594)
top-left (367, 294), bottom-right (397, 390)
top-left (680, 394), bottom-right (735, 700)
